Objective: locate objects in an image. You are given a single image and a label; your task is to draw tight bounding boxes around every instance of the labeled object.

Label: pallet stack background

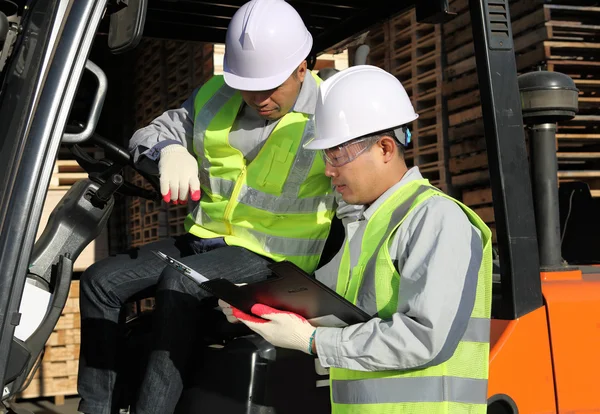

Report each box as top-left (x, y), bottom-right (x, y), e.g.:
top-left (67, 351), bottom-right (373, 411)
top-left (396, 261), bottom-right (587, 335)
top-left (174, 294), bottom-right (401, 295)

top-left (442, 0), bottom-right (600, 243)
top-left (128, 39), bottom-right (215, 249)
top-left (354, 9), bottom-right (450, 192)
top-left (17, 281), bottom-right (81, 404)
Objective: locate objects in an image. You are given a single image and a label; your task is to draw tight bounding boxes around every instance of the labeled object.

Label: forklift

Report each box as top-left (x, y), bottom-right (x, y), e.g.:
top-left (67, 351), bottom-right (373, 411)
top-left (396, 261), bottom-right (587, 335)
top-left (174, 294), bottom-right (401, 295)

top-left (0, 0), bottom-right (599, 413)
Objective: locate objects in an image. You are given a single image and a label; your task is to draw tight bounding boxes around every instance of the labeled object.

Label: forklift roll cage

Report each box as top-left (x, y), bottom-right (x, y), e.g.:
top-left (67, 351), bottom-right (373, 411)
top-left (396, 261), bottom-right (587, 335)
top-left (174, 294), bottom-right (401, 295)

top-left (0, 0), bottom-right (542, 392)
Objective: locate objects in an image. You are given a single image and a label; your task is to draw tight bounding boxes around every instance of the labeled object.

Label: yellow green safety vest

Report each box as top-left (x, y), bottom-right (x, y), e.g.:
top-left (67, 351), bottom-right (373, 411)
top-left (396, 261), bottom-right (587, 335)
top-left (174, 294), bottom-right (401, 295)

top-left (184, 73), bottom-right (335, 273)
top-left (331, 179), bottom-right (492, 413)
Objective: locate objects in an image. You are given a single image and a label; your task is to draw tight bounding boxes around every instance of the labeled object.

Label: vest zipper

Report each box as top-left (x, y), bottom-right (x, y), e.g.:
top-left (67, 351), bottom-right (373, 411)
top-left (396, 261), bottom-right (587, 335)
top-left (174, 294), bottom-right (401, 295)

top-left (224, 164), bottom-right (247, 234)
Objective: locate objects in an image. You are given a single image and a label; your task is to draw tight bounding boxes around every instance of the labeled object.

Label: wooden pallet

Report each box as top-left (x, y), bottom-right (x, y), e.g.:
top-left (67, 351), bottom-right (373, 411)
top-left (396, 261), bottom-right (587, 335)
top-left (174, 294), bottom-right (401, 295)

top-left (17, 281), bottom-right (81, 404)
top-left (49, 160), bottom-right (87, 190)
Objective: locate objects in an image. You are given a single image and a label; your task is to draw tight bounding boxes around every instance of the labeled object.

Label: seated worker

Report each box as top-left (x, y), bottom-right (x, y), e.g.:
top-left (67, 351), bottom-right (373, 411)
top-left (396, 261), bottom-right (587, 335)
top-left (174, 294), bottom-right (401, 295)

top-left (225, 65), bottom-right (493, 413)
top-left (76, 1), bottom-right (361, 413)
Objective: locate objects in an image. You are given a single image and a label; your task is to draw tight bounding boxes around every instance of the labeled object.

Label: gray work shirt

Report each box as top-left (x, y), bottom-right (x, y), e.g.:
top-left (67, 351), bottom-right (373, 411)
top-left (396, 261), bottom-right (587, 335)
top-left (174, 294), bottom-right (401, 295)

top-left (128, 74), bottom-right (362, 223)
top-left (314, 167), bottom-right (483, 371)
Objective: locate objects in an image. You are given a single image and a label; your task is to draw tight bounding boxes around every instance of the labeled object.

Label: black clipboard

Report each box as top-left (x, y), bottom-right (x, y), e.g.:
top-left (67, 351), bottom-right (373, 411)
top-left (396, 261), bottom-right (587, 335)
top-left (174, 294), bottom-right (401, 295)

top-left (154, 251), bottom-right (370, 327)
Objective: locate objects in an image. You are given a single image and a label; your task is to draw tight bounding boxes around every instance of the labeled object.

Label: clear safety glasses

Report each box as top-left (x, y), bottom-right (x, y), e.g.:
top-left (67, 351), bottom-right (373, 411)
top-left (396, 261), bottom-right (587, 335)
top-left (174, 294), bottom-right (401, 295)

top-left (321, 136), bottom-right (379, 167)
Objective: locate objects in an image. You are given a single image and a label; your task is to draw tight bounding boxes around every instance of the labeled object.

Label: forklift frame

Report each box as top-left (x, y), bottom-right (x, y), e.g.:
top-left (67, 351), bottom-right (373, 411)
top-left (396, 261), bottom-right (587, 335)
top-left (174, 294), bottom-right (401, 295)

top-left (0, 0), bottom-right (542, 392)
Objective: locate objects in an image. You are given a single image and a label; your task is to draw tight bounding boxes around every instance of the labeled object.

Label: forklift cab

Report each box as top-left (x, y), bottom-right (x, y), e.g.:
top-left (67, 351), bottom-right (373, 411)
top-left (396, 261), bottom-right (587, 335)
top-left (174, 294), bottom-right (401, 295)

top-left (1, 0), bottom-right (600, 413)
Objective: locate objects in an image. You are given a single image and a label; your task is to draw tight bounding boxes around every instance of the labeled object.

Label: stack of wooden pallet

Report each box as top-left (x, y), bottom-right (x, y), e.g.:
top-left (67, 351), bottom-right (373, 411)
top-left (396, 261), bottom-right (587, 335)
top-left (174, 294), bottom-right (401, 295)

top-left (351, 9), bottom-right (449, 192)
top-left (442, 0), bottom-right (600, 240)
top-left (17, 281), bottom-right (81, 404)
top-left (129, 39), bottom-right (214, 248)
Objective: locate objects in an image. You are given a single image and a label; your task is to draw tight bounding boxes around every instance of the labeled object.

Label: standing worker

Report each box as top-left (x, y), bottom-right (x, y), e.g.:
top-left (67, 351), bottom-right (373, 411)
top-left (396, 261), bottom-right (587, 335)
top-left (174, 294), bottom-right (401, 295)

top-left (76, 1), bottom-right (361, 413)
top-left (228, 65), bottom-right (493, 413)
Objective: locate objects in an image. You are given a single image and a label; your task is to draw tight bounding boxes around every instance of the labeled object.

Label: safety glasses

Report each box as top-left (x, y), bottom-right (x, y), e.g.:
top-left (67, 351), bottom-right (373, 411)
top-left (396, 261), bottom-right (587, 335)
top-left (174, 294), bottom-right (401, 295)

top-left (321, 136), bottom-right (379, 167)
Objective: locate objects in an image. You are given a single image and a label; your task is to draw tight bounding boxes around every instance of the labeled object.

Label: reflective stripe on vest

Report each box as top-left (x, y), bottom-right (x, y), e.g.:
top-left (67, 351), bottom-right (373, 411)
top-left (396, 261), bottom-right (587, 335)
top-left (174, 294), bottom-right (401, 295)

top-left (186, 74), bottom-right (335, 273)
top-left (331, 179), bottom-right (493, 413)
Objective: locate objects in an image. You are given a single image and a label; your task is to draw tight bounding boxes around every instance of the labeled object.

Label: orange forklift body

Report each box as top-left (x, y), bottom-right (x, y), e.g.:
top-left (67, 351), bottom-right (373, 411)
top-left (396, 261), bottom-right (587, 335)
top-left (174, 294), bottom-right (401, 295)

top-left (489, 269), bottom-right (600, 412)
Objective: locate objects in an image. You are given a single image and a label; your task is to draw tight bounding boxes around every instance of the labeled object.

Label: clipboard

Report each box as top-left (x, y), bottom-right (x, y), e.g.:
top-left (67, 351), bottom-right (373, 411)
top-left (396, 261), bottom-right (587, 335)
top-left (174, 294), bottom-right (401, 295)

top-left (153, 251), bottom-right (370, 327)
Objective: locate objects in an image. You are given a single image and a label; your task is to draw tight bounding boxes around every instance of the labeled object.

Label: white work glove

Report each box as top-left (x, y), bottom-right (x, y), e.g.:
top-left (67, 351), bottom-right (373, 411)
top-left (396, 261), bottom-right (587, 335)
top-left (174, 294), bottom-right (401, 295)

top-left (158, 144), bottom-right (201, 204)
top-left (232, 304), bottom-right (317, 355)
top-left (218, 299), bottom-right (239, 324)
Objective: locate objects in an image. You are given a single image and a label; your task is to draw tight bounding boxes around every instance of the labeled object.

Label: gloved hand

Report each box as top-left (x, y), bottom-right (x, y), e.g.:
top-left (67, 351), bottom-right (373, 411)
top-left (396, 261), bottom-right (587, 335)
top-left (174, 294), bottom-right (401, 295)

top-left (158, 144), bottom-right (201, 204)
top-left (233, 304), bottom-right (316, 354)
top-left (217, 283), bottom-right (248, 324)
top-left (218, 299), bottom-right (239, 324)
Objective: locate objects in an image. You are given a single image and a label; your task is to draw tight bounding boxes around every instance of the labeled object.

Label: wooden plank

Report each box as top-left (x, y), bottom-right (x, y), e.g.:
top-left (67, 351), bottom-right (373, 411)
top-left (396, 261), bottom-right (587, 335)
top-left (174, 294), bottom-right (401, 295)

top-left (445, 55), bottom-right (476, 79)
top-left (49, 172), bottom-right (88, 189)
top-left (448, 89), bottom-right (481, 113)
top-left (463, 187), bottom-right (493, 206)
top-left (68, 280), bottom-right (79, 299)
top-left (448, 118), bottom-right (485, 141)
top-left (474, 206), bottom-right (495, 224)
top-left (445, 25), bottom-right (472, 52)
top-left (443, 10), bottom-right (470, 36)
top-left (33, 360), bottom-right (79, 379)
top-left (447, 41), bottom-right (474, 65)
top-left (516, 43), bottom-right (545, 71)
top-left (558, 171), bottom-right (600, 178)
top-left (443, 72), bottom-right (479, 97)
top-left (557, 134), bottom-right (600, 140)
top-left (44, 344), bottom-right (81, 362)
top-left (53, 159), bottom-right (83, 174)
top-left (18, 375), bottom-right (78, 399)
top-left (449, 105), bottom-right (482, 127)
top-left (61, 297), bottom-right (79, 314)
top-left (452, 170), bottom-right (489, 187)
top-left (510, 0), bottom-right (545, 21)
top-left (47, 329), bottom-right (81, 346)
top-left (557, 152), bottom-right (600, 159)
top-left (449, 152), bottom-right (488, 174)
top-left (54, 313), bottom-right (81, 330)
top-left (450, 137), bottom-right (487, 157)
top-left (512, 7), bottom-right (546, 38)
top-left (514, 26), bottom-right (549, 53)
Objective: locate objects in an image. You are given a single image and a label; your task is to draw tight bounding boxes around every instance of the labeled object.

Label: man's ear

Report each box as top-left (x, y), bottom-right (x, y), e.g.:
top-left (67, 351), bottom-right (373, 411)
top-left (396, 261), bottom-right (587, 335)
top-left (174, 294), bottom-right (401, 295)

top-left (380, 136), bottom-right (398, 163)
top-left (296, 60), bottom-right (308, 82)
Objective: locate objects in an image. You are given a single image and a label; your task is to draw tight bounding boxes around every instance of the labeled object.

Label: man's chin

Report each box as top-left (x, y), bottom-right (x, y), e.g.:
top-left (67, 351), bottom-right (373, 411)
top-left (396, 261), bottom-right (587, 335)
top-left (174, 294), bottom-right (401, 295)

top-left (258, 109), bottom-right (281, 120)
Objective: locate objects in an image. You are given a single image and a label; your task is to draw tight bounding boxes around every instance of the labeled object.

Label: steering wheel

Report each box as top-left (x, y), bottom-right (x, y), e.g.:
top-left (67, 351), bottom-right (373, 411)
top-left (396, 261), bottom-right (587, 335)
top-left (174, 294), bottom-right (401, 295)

top-left (66, 132), bottom-right (162, 202)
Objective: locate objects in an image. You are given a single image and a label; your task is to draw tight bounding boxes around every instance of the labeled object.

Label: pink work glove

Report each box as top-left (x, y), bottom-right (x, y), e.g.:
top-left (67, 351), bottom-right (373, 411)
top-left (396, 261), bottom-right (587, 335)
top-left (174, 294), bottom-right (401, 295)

top-left (158, 145), bottom-right (201, 205)
top-left (233, 304), bottom-right (316, 355)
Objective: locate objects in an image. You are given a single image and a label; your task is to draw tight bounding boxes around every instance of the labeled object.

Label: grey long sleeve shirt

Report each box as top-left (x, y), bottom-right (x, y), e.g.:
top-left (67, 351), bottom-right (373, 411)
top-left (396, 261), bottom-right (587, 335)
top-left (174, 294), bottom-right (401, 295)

top-left (127, 74), bottom-right (362, 223)
top-left (314, 167), bottom-right (483, 372)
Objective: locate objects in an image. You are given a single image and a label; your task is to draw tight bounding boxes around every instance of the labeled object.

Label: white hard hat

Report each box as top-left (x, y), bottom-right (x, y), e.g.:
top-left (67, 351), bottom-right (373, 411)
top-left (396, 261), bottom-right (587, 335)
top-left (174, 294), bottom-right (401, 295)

top-left (305, 65), bottom-right (418, 150)
top-left (223, 0), bottom-right (313, 91)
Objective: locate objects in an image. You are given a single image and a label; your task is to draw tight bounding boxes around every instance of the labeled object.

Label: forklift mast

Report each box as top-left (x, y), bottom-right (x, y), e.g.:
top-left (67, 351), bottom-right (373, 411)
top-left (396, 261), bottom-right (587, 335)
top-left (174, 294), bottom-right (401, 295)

top-left (0, 0), bottom-right (542, 394)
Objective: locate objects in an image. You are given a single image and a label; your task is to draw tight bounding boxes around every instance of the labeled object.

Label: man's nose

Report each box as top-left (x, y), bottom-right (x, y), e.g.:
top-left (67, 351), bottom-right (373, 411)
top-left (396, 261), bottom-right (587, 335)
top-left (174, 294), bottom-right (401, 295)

top-left (325, 162), bottom-right (337, 177)
top-left (253, 92), bottom-right (271, 106)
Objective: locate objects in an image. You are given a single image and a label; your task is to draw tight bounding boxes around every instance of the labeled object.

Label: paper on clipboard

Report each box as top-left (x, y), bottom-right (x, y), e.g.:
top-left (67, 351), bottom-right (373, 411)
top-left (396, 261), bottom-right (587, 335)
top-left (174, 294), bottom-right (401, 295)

top-left (308, 314), bottom-right (348, 328)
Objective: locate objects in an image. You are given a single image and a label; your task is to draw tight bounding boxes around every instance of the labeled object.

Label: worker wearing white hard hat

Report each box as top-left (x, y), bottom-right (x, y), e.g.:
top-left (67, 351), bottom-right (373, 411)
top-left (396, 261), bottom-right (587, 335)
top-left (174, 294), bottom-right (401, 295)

top-left (76, 1), bottom-right (362, 414)
top-left (229, 66), bottom-right (494, 413)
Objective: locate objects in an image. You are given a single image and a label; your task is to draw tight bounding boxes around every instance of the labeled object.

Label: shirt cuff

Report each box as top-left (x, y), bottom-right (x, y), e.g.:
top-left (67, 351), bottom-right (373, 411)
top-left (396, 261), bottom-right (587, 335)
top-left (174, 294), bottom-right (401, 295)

top-left (315, 327), bottom-right (343, 368)
top-left (142, 139), bottom-right (184, 161)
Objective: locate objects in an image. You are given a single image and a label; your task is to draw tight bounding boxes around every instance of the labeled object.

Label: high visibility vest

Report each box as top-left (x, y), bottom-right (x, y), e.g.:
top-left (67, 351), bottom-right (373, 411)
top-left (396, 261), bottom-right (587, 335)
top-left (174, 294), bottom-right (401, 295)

top-left (331, 179), bottom-right (492, 414)
top-left (184, 73), bottom-right (335, 273)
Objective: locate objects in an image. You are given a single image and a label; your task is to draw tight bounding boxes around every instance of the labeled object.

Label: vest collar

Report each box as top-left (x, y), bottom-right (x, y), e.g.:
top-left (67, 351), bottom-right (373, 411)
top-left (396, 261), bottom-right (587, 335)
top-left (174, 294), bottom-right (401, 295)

top-left (362, 166), bottom-right (424, 221)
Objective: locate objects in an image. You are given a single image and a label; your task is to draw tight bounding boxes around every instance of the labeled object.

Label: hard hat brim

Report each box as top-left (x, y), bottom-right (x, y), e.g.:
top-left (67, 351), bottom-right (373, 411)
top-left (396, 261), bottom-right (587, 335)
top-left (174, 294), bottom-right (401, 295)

top-left (303, 135), bottom-right (353, 150)
top-left (223, 63), bottom-right (293, 92)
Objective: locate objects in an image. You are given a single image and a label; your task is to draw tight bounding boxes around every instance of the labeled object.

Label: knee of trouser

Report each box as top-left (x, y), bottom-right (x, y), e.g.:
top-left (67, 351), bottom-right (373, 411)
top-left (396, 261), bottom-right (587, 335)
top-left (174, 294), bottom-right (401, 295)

top-left (157, 267), bottom-right (198, 294)
top-left (79, 257), bottom-right (119, 304)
